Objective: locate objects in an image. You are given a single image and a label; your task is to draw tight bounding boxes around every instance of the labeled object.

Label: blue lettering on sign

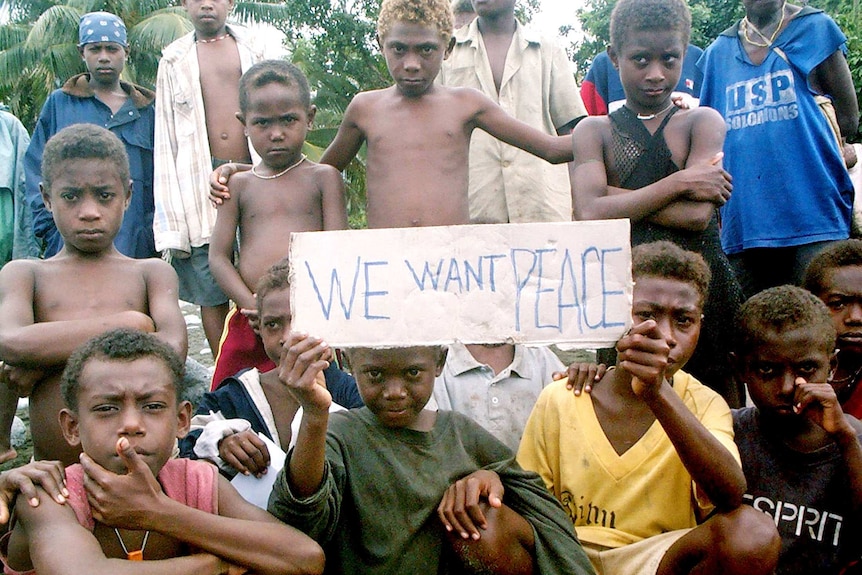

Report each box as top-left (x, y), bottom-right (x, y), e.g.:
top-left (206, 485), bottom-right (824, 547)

top-left (533, 248), bottom-right (557, 329)
top-left (405, 254), bottom-right (507, 293)
top-left (557, 249), bottom-right (583, 333)
top-left (363, 261), bottom-right (389, 320)
top-left (511, 248), bottom-right (540, 331)
top-left (304, 258), bottom-right (362, 320)
top-left (303, 246), bottom-right (626, 333)
top-left (600, 248), bottom-right (625, 329)
top-left (404, 259), bottom-right (444, 291)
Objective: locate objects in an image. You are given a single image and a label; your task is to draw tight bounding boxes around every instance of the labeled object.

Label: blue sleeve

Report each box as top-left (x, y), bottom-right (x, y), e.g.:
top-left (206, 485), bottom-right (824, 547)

top-left (23, 97), bottom-right (58, 257)
top-left (781, 12), bottom-right (847, 76)
top-left (324, 364), bottom-right (364, 409)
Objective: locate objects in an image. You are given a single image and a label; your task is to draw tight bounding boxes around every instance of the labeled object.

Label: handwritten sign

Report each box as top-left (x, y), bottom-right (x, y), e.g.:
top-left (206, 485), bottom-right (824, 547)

top-left (289, 221), bottom-right (632, 347)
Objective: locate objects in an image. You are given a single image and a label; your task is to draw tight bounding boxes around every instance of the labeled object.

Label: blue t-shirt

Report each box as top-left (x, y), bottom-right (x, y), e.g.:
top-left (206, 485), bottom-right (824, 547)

top-left (698, 8), bottom-right (853, 254)
top-left (580, 45), bottom-right (703, 116)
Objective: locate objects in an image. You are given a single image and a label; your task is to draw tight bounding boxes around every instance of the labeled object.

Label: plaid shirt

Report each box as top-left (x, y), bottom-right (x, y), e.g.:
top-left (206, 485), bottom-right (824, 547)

top-left (153, 24), bottom-right (278, 255)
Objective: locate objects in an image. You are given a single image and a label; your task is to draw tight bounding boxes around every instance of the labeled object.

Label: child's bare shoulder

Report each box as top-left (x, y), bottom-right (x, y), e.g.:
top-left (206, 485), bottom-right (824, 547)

top-left (349, 87), bottom-right (393, 111)
top-left (576, 114), bottom-right (612, 134)
top-left (675, 106), bottom-right (726, 131)
top-left (304, 160), bottom-right (341, 180)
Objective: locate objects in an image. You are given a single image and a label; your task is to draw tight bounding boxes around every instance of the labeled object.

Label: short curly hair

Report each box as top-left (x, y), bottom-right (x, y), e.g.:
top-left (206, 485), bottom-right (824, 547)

top-left (632, 241), bottom-right (711, 305)
top-left (802, 239), bottom-right (862, 297)
top-left (610, 0), bottom-right (691, 52)
top-left (378, 0), bottom-right (454, 43)
top-left (61, 329), bottom-right (186, 412)
top-left (734, 285), bottom-right (836, 356)
top-left (42, 124), bottom-right (130, 194)
top-left (451, 0), bottom-right (473, 15)
top-left (239, 59), bottom-right (311, 114)
top-left (256, 257), bottom-right (291, 316)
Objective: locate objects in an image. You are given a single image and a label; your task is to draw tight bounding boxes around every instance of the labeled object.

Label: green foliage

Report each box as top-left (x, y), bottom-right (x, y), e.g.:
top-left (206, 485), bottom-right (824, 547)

top-left (0, 0), bottom-right (286, 130)
top-left (571, 0), bottom-right (741, 78)
top-left (812, 0), bottom-right (861, 140)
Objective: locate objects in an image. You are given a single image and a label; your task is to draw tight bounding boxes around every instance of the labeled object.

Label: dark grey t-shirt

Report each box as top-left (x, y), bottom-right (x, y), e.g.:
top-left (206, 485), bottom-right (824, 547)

top-left (733, 407), bottom-right (862, 574)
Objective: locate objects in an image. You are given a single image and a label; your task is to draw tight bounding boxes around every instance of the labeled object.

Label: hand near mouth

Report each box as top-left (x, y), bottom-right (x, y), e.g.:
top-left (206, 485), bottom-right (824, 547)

top-left (80, 437), bottom-right (167, 530)
top-left (792, 377), bottom-right (854, 437)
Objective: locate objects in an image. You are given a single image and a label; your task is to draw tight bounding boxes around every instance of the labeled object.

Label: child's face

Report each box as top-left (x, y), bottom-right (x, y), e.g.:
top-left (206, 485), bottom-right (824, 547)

top-left (610, 30), bottom-right (686, 114)
top-left (259, 287), bottom-right (292, 364)
top-left (348, 346), bottom-right (445, 429)
top-left (819, 265), bottom-right (862, 357)
top-left (472, 0), bottom-right (515, 19)
top-left (239, 83), bottom-right (315, 171)
top-left (737, 327), bottom-right (834, 423)
top-left (41, 158), bottom-right (130, 254)
top-left (78, 42), bottom-right (126, 86)
top-left (631, 275), bottom-right (702, 377)
top-left (379, 21), bottom-right (453, 98)
top-left (182, 0), bottom-right (233, 35)
top-left (60, 357), bottom-right (191, 477)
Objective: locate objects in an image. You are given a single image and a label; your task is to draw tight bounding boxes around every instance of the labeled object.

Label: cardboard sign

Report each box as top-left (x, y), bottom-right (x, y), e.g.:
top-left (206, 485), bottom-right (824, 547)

top-left (289, 221), bottom-right (632, 347)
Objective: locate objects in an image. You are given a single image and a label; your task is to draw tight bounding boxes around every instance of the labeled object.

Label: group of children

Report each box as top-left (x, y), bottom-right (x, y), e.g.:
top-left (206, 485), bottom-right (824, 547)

top-left (0, 0), bottom-right (859, 573)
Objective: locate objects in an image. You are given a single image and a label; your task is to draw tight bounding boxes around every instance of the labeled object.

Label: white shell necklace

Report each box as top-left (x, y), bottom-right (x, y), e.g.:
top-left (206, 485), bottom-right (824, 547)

top-left (634, 101), bottom-right (675, 121)
top-left (251, 154), bottom-right (307, 180)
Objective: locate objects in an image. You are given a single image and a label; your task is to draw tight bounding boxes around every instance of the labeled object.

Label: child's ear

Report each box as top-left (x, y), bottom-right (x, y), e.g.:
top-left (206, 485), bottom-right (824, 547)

top-left (124, 180), bottom-right (133, 209)
top-left (728, 351), bottom-right (743, 381)
top-left (59, 409), bottom-right (81, 447)
top-left (444, 36), bottom-right (456, 59)
top-left (830, 349), bottom-right (839, 375)
top-left (307, 105), bottom-right (317, 127)
top-left (608, 46), bottom-right (619, 70)
top-left (39, 183), bottom-right (52, 213)
top-left (435, 346), bottom-right (448, 376)
top-left (175, 400), bottom-right (193, 440)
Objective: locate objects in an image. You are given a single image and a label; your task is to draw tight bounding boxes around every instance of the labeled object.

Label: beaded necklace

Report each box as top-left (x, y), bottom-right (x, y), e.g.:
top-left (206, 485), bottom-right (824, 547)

top-left (632, 101), bottom-right (675, 121)
top-left (251, 154), bottom-right (307, 180)
top-left (742, 2), bottom-right (786, 47)
top-left (196, 33), bottom-right (230, 44)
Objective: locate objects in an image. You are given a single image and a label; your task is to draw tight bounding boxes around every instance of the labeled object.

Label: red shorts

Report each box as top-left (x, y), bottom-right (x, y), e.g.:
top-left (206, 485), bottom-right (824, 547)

top-left (211, 307), bottom-right (275, 390)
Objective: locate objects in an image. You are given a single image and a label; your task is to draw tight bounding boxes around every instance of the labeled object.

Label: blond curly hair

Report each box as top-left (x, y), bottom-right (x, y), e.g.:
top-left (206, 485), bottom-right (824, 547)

top-left (378, 0), bottom-right (454, 42)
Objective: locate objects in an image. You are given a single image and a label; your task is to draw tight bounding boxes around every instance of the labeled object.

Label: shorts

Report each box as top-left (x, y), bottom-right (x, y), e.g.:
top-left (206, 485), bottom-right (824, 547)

top-left (211, 307), bottom-right (275, 390)
top-left (584, 529), bottom-right (692, 575)
top-left (171, 244), bottom-right (229, 307)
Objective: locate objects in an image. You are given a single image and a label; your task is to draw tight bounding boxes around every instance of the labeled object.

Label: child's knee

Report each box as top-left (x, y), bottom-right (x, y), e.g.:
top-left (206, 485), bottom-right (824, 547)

top-left (709, 506), bottom-right (781, 574)
top-left (446, 503), bottom-right (535, 575)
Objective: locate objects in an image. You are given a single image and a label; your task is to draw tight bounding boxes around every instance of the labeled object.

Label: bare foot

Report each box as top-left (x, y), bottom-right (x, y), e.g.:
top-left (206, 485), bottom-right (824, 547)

top-left (0, 448), bottom-right (17, 465)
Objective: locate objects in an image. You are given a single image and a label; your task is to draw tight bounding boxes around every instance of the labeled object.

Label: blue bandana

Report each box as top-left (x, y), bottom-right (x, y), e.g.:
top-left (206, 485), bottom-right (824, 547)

top-left (78, 12), bottom-right (127, 47)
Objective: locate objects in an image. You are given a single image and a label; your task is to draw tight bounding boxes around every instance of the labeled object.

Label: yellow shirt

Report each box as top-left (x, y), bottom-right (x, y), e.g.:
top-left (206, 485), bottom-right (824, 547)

top-left (517, 371), bottom-right (740, 548)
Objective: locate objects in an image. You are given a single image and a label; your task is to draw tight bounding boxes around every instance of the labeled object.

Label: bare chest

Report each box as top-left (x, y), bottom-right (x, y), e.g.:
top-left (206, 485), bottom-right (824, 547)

top-left (33, 263), bottom-right (147, 322)
top-left (197, 42), bottom-right (242, 99)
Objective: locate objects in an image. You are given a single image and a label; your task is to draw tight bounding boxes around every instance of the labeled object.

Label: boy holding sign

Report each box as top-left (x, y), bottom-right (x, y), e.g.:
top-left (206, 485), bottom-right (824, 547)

top-left (210, 0), bottom-right (573, 228)
top-left (267, 336), bottom-right (593, 574)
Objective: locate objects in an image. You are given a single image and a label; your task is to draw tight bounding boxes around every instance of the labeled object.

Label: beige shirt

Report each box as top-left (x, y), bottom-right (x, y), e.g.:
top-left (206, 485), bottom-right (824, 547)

top-left (439, 21), bottom-right (586, 223)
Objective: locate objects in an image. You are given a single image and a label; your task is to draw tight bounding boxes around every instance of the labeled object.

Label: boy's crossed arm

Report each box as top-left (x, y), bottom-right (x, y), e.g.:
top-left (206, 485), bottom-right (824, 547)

top-left (571, 109), bottom-right (732, 230)
top-left (0, 260), bottom-right (187, 367)
top-left (73, 437), bottom-right (323, 575)
top-left (618, 320), bottom-right (746, 511)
